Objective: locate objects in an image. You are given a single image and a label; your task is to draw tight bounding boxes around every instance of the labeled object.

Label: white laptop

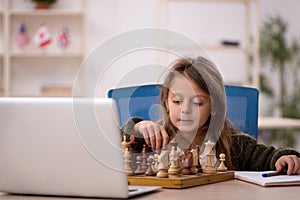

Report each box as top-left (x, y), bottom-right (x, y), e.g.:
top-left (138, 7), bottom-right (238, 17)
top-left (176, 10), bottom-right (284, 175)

top-left (0, 97), bottom-right (160, 199)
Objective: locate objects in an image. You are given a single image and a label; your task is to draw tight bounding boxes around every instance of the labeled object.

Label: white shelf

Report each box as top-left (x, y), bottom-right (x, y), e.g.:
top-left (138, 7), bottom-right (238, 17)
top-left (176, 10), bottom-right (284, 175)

top-left (0, 0), bottom-right (86, 97)
top-left (258, 117), bottom-right (300, 130)
top-left (167, 0), bottom-right (252, 3)
top-left (169, 44), bottom-right (247, 52)
top-left (9, 10), bottom-right (84, 16)
top-left (10, 52), bottom-right (84, 59)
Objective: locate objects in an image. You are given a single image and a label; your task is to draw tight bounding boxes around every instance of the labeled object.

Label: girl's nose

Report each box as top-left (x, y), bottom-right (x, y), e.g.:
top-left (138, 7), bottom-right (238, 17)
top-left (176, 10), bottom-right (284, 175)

top-left (181, 101), bottom-right (191, 114)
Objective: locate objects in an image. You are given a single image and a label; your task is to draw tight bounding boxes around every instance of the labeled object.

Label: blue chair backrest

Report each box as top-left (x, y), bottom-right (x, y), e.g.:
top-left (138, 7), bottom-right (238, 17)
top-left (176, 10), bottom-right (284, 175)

top-left (224, 85), bottom-right (259, 139)
top-left (107, 84), bottom-right (259, 139)
top-left (107, 84), bottom-right (163, 125)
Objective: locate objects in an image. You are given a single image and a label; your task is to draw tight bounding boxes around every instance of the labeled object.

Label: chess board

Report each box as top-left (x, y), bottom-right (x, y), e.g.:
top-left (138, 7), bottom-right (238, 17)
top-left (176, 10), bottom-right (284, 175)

top-left (127, 171), bottom-right (234, 189)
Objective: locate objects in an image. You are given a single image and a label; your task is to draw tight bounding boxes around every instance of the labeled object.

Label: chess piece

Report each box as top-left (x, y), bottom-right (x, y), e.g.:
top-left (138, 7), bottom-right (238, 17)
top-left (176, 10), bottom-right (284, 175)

top-left (145, 155), bottom-right (156, 176)
top-left (181, 150), bottom-right (193, 175)
top-left (156, 149), bottom-right (169, 178)
top-left (217, 153), bottom-right (227, 172)
top-left (168, 144), bottom-right (181, 177)
top-left (121, 135), bottom-right (129, 152)
top-left (124, 148), bottom-right (133, 175)
top-left (152, 153), bottom-right (159, 173)
top-left (141, 145), bottom-right (148, 172)
top-left (128, 135), bottom-right (137, 153)
top-left (203, 140), bottom-right (217, 174)
top-left (195, 145), bottom-right (202, 173)
top-left (135, 155), bottom-right (145, 174)
top-left (128, 135), bottom-right (137, 169)
top-left (190, 148), bottom-right (199, 174)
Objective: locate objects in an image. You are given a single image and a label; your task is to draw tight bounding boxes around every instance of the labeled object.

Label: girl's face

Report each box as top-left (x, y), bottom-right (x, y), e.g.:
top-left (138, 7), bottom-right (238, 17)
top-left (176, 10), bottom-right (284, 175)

top-left (165, 76), bottom-right (211, 134)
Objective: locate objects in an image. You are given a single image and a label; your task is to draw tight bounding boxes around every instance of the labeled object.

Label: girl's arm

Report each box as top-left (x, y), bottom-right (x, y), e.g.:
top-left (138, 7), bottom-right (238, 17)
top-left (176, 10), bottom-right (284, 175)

top-left (230, 133), bottom-right (300, 174)
top-left (121, 117), bottom-right (145, 153)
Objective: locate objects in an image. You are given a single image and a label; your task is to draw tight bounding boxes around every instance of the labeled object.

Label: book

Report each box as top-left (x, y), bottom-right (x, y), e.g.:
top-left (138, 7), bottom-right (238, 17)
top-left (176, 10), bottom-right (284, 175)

top-left (234, 171), bottom-right (300, 187)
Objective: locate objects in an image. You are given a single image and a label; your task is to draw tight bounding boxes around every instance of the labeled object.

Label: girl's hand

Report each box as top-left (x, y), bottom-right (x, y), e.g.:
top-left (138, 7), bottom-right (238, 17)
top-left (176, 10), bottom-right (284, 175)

top-left (275, 155), bottom-right (300, 175)
top-left (134, 120), bottom-right (169, 151)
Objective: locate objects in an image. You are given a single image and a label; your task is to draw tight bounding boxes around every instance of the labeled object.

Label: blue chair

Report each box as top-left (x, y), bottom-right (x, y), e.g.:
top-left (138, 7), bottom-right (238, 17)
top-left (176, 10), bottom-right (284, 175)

top-left (107, 84), bottom-right (163, 126)
top-left (108, 84), bottom-right (259, 139)
top-left (224, 85), bottom-right (259, 139)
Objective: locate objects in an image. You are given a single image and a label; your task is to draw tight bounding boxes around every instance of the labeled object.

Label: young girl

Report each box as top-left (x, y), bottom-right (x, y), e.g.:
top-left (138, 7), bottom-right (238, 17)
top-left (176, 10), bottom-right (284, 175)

top-left (121, 56), bottom-right (300, 174)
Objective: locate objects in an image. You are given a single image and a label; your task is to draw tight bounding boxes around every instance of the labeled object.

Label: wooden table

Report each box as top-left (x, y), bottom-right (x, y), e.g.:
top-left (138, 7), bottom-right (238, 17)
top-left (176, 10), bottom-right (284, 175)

top-left (0, 179), bottom-right (299, 200)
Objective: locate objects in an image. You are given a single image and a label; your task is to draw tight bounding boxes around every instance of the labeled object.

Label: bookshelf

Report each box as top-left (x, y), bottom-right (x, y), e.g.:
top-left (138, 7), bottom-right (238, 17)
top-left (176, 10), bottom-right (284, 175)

top-left (1, 0), bottom-right (86, 97)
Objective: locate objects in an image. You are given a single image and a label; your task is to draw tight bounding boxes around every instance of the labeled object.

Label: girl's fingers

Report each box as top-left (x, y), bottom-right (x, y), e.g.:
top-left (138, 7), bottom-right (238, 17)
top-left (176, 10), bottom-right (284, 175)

top-left (160, 128), bottom-right (169, 149)
top-left (291, 156), bottom-right (300, 174)
top-left (134, 121), bottom-right (169, 151)
top-left (276, 155), bottom-right (300, 175)
top-left (140, 129), bottom-right (150, 146)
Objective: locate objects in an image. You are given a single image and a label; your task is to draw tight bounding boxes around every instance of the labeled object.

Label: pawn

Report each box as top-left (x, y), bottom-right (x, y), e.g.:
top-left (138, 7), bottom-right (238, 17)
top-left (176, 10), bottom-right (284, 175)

top-left (135, 155), bottom-right (145, 174)
top-left (217, 153), bottom-right (227, 172)
top-left (145, 155), bottom-right (156, 176)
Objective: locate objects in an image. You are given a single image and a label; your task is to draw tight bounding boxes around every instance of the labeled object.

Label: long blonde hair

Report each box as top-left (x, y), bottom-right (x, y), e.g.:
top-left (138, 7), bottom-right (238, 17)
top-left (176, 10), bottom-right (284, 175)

top-left (160, 56), bottom-right (234, 169)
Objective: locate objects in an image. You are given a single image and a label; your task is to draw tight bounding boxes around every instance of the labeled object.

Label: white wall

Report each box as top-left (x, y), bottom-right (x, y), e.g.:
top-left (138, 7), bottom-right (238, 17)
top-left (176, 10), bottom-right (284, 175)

top-left (84, 0), bottom-right (300, 99)
top-left (84, 0), bottom-right (159, 97)
top-left (260, 0), bottom-right (300, 37)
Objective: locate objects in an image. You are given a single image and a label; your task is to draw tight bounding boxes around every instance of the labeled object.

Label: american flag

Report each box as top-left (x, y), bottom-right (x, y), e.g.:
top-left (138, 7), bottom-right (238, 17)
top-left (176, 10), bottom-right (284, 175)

top-left (16, 23), bottom-right (30, 48)
top-left (57, 26), bottom-right (70, 49)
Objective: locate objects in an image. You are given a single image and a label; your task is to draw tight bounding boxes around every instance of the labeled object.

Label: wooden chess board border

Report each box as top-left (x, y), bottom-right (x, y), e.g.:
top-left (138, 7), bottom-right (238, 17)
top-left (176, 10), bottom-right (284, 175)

top-left (127, 171), bottom-right (234, 189)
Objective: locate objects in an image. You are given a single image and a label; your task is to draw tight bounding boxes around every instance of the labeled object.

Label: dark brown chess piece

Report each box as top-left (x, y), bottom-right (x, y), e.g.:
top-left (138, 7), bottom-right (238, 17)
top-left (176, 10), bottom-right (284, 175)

top-left (141, 144), bottom-right (148, 172)
top-left (128, 135), bottom-right (137, 170)
top-left (181, 150), bottom-right (193, 175)
top-left (195, 145), bottom-right (202, 173)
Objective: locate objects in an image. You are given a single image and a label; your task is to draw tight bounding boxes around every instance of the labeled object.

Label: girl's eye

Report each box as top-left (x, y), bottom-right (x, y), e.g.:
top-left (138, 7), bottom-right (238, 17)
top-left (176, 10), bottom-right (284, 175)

top-left (172, 100), bottom-right (181, 105)
top-left (193, 102), bottom-right (203, 106)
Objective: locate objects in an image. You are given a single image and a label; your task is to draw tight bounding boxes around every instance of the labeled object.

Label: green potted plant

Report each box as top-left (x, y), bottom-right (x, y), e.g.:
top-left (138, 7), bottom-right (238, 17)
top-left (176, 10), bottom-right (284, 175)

top-left (260, 15), bottom-right (300, 147)
top-left (31, 0), bottom-right (58, 9)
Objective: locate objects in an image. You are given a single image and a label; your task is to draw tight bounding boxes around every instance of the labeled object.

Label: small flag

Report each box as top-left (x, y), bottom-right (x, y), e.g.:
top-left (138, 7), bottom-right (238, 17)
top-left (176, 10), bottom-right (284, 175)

top-left (16, 23), bottom-right (30, 48)
top-left (57, 26), bottom-right (70, 49)
top-left (34, 23), bottom-right (52, 48)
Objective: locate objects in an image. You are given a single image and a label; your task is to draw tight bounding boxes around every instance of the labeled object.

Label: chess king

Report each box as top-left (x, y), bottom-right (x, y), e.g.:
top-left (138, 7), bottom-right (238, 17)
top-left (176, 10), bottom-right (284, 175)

top-left (121, 56), bottom-right (300, 175)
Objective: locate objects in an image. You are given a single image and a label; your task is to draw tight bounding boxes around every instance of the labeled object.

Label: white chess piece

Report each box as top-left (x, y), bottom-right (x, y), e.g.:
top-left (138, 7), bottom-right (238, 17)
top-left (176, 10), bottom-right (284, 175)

top-left (203, 140), bottom-right (217, 174)
top-left (124, 148), bottom-right (133, 175)
top-left (217, 153), bottom-right (227, 172)
top-left (191, 149), bottom-right (199, 174)
top-left (157, 149), bottom-right (169, 178)
top-left (168, 145), bottom-right (181, 176)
